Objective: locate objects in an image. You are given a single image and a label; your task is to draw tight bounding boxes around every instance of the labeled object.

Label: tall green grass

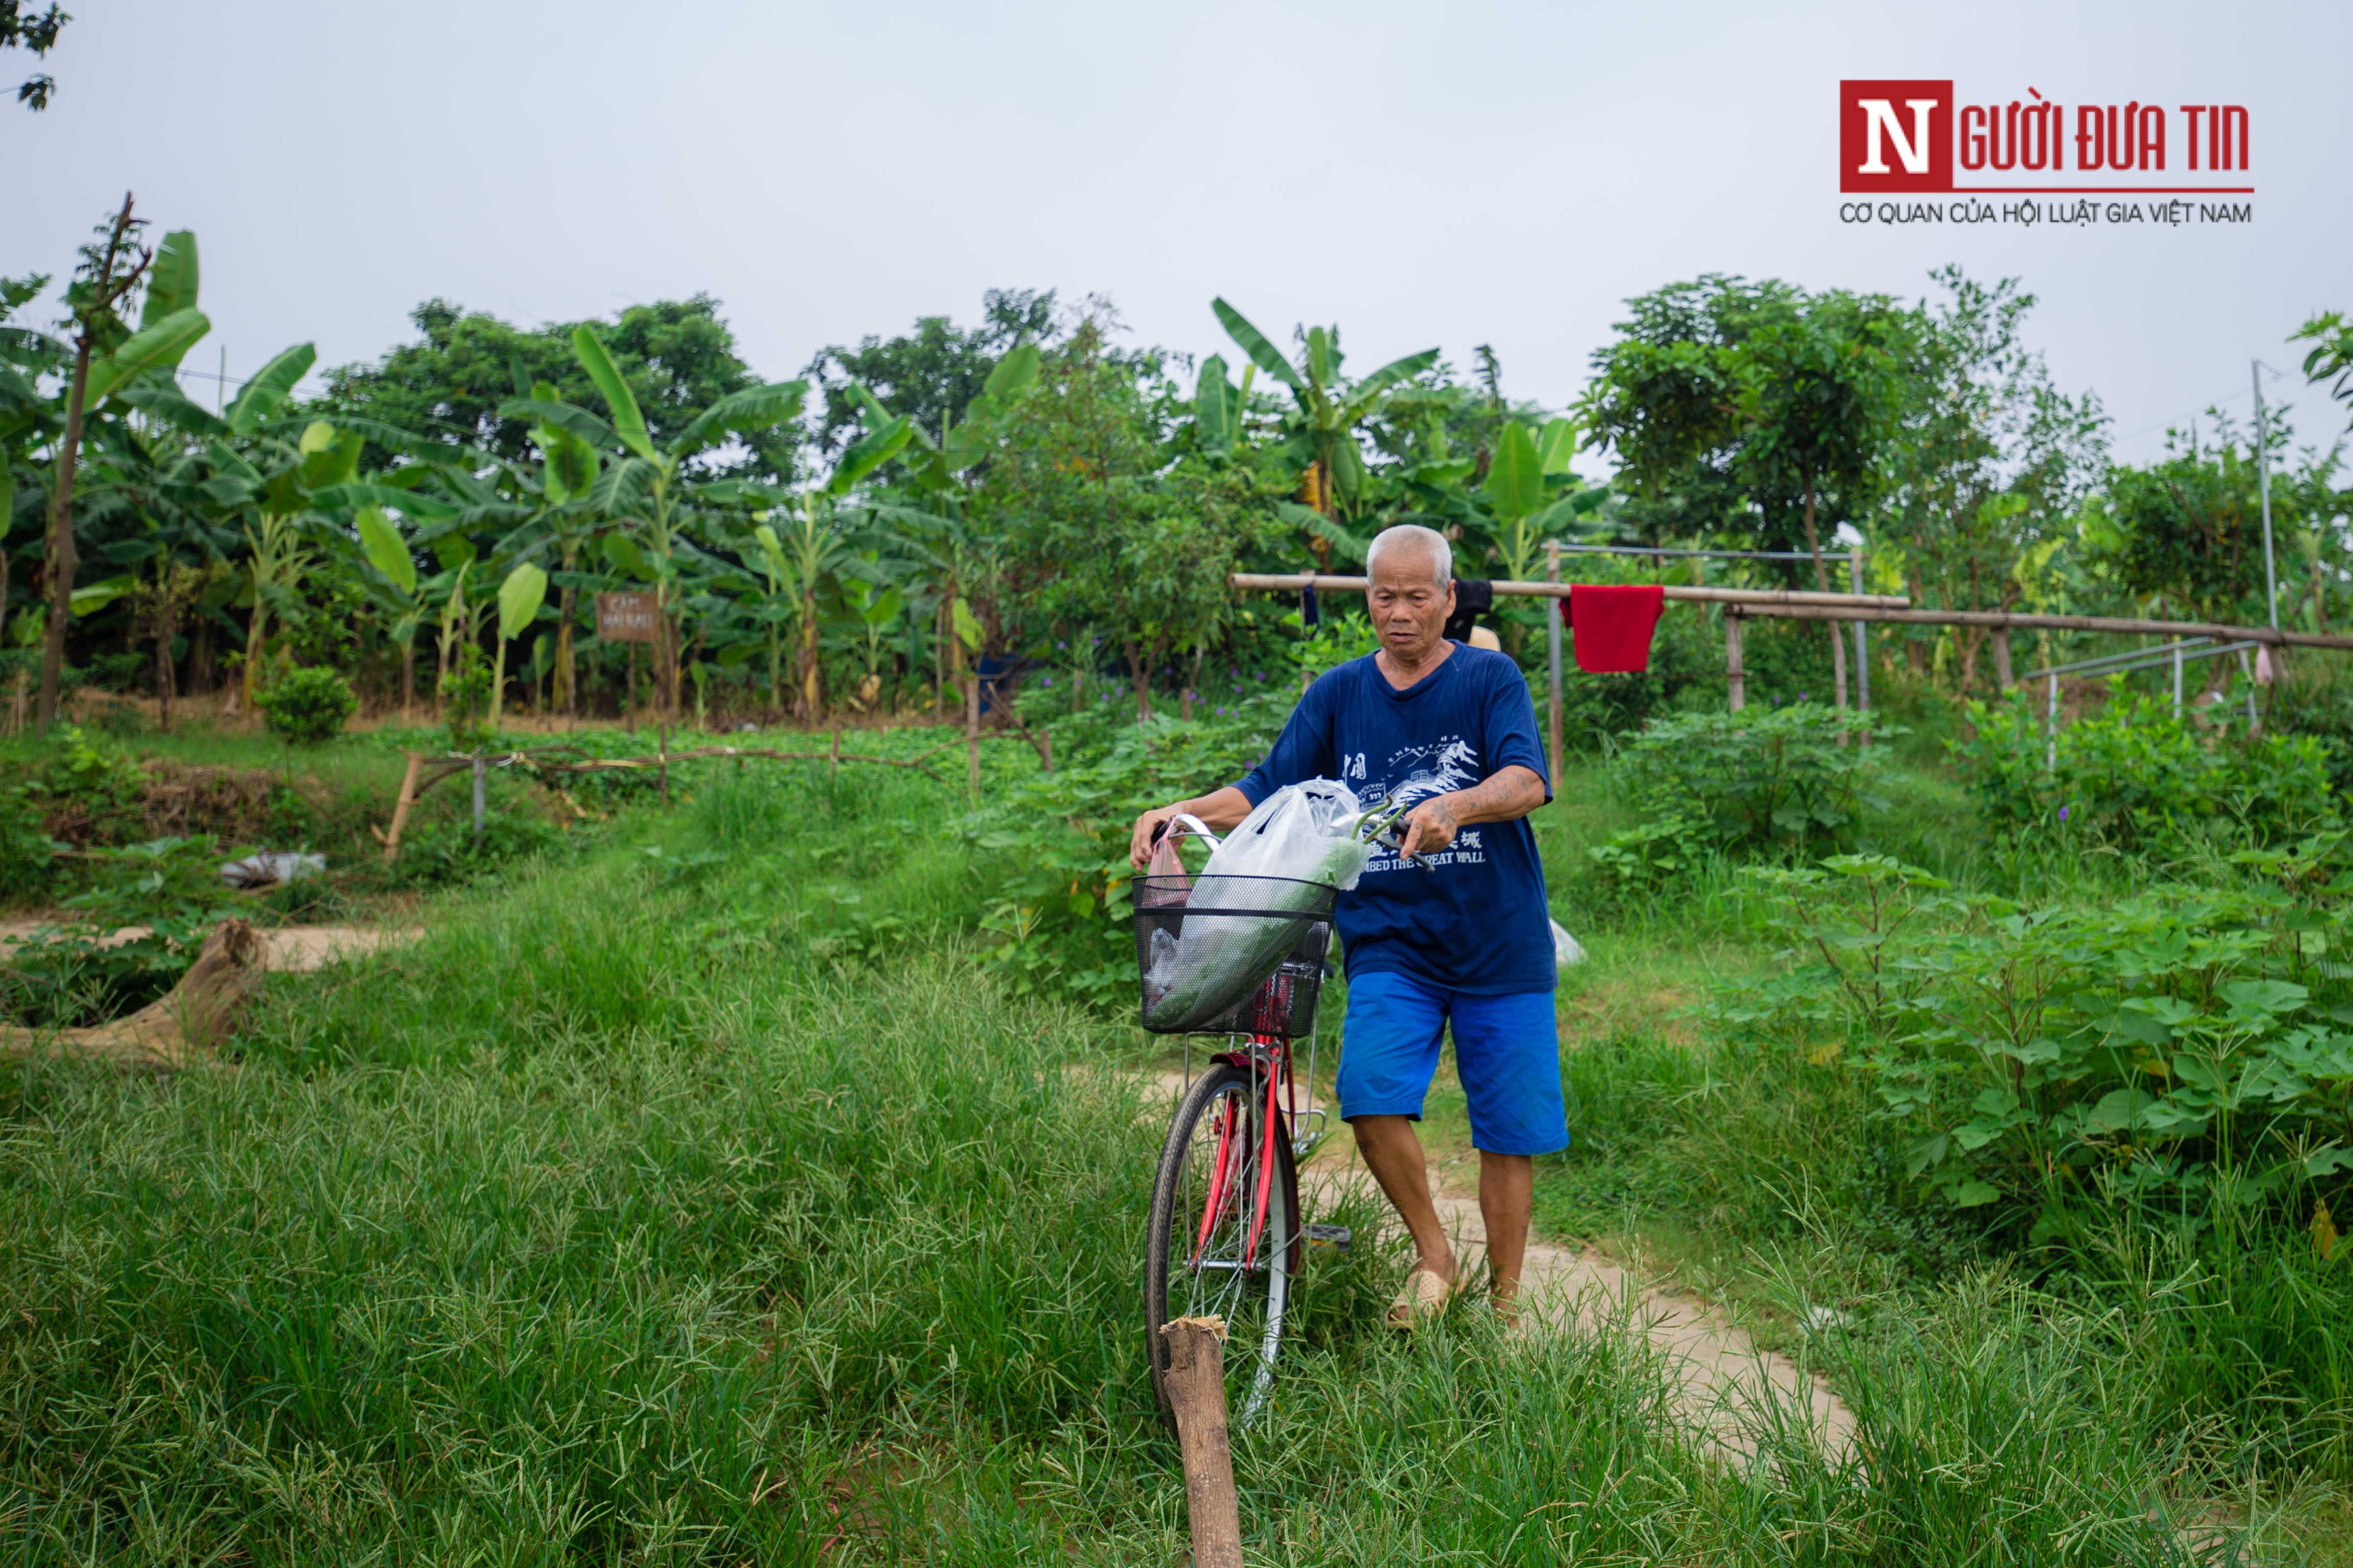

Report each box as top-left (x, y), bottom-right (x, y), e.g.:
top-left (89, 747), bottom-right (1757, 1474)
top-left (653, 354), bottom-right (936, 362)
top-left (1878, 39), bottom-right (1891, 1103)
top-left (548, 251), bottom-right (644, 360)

top-left (0, 744), bottom-right (2313, 1561)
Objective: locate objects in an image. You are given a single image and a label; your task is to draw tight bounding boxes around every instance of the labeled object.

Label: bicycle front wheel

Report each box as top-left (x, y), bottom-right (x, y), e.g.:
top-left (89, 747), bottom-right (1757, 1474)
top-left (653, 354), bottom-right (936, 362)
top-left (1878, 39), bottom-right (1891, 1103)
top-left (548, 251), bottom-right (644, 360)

top-left (1145, 1060), bottom-right (1301, 1423)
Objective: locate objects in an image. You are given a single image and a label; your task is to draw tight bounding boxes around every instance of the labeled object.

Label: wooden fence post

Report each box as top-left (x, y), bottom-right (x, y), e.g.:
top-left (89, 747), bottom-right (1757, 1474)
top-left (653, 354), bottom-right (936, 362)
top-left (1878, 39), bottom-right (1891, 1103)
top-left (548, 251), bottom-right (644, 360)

top-left (1725, 611), bottom-right (1746, 713)
top-left (1546, 541), bottom-right (1563, 789)
top-left (382, 751), bottom-right (423, 865)
top-left (965, 671), bottom-right (981, 804)
top-left (1159, 1316), bottom-right (1243, 1568)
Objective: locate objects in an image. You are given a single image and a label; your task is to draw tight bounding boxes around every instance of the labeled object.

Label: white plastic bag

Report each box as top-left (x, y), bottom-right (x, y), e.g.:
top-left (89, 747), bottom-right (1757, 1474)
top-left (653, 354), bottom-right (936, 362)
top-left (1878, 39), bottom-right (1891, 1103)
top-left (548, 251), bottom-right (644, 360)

top-left (1551, 917), bottom-right (1586, 969)
top-left (1143, 780), bottom-right (1367, 1030)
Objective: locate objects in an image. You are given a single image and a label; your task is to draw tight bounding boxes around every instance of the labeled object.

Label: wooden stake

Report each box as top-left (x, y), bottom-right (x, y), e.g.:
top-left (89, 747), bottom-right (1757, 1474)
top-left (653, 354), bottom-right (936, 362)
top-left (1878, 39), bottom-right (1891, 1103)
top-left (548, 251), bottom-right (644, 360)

top-left (1545, 541), bottom-right (1563, 788)
top-left (383, 751), bottom-right (423, 865)
top-left (658, 723), bottom-right (670, 805)
top-left (965, 671), bottom-right (981, 804)
top-left (1158, 1316), bottom-right (1243, 1568)
top-left (1725, 612), bottom-right (1746, 713)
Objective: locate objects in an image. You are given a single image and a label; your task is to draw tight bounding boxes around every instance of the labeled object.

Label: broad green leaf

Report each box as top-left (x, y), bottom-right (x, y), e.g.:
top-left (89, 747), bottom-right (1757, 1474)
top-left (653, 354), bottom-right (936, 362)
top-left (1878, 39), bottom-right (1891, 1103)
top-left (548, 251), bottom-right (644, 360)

top-left (587, 456), bottom-right (657, 516)
top-left (498, 561), bottom-right (548, 643)
top-left (828, 416), bottom-right (913, 495)
top-left (306, 482), bottom-right (456, 520)
top-left (298, 419), bottom-right (338, 456)
top-left (1484, 420), bottom-right (1545, 523)
top-left (140, 231), bottom-right (200, 328)
top-left (1278, 502), bottom-right (1368, 565)
top-left (751, 524), bottom-right (793, 588)
top-left (1536, 415), bottom-right (1581, 474)
top-left (84, 307), bottom-right (212, 406)
top-left (69, 576), bottom-right (135, 617)
top-left (669, 380), bottom-right (807, 459)
top-left (541, 425), bottom-right (598, 504)
top-left (1948, 1180), bottom-right (2000, 1208)
top-left (951, 596), bottom-right (983, 652)
top-left (110, 379), bottom-right (225, 437)
top-left (570, 326), bottom-right (657, 461)
top-left (862, 586), bottom-right (903, 626)
top-left (225, 342), bottom-right (316, 435)
top-left (499, 394), bottom-right (618, 455)
top-left (356, 505), bottom-right (417, 594)
top-left (603, 532), bottom-right (653, 581)
top-left (1211, 298), bottom-right (1304, 391)
top-left (1195, 354), bottom-right (1235, 453)
top-left (982, 343), bottom-right (1041, 399)
top-left (1305, 327), bottom-right (1335, 389)
top-left (1338, 348), bottom-right (1441, 419)
top-left (431, 534), bottom-right (475, 572)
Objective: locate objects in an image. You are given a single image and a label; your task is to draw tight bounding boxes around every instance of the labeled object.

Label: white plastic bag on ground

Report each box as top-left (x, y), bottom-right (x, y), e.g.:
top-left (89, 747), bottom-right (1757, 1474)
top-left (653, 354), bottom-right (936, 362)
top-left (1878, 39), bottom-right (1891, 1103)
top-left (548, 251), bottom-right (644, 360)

top-left (1551, 918), bottom-right (1586, 969)
top-left (1143, 780), bottom-right (1367, 1030)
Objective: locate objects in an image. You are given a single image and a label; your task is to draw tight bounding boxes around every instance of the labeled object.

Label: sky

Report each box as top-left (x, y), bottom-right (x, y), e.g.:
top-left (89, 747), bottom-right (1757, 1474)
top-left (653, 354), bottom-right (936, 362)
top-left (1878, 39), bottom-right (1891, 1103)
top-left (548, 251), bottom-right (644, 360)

top-left (7, 0), bottom-right (2349, 476)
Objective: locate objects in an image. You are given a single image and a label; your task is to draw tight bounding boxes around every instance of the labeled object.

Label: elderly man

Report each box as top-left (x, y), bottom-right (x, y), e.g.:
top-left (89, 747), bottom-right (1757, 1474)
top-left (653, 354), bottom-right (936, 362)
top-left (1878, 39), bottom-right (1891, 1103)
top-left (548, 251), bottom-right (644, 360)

top-left (1129, 524), bottom-right (1562, 1323)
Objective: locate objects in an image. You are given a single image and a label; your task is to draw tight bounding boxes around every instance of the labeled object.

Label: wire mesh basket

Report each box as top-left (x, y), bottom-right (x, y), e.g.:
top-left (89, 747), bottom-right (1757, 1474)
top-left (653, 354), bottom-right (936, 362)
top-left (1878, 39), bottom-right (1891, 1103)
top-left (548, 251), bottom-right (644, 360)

top-left (1133, 874), bottom-right (1334, 1036)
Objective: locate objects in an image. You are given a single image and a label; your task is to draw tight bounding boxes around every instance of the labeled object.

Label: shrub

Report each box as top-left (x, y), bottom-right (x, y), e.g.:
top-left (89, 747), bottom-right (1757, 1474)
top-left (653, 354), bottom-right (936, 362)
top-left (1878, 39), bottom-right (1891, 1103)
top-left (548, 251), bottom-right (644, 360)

top-left (2266, 663), bottom-right (2353, 795)
top-left (1582, 814), bottom-right (1706, 912)
top-left (2, 835), bottom-right (241, 1027)
top-left (1955, 683), bottom-right (2339, 850)
top-left (256, 666), bottom-right (357, 746)
top-left (437, 655), bottom-right (493, 751)
top-left (1618, 702), bottom-right (1897, 854)
top-left (1725, 851), bottom-right (2353, 1222)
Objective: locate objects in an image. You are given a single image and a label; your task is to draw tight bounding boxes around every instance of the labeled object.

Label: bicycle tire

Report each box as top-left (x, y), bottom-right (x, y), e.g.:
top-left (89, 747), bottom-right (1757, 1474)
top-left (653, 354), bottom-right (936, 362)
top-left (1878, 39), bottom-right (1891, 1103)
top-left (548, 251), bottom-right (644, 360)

top-left (1145, 1060), bottom-right (1301, 1424)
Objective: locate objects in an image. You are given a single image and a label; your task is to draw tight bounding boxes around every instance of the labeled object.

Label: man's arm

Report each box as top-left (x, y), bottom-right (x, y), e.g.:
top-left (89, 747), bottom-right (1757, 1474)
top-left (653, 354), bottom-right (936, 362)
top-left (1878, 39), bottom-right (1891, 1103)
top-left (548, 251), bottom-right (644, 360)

top-left (1395, 764), bottom-right (1546, 862)
top-left (1129, 787), bottom-right (1254, 870)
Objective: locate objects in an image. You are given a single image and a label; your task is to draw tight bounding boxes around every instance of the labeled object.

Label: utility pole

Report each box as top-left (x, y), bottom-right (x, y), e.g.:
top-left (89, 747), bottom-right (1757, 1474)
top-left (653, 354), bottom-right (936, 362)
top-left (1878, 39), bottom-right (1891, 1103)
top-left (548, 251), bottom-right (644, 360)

top-left (2253, 360), bottom-right (2279, 630)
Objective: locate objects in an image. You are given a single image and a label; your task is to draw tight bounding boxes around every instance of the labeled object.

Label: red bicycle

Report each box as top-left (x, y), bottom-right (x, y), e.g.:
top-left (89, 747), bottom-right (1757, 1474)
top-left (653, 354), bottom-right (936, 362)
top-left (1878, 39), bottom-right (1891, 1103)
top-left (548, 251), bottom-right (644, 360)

top-left (1137, 815), bottom-right (1344, 1422)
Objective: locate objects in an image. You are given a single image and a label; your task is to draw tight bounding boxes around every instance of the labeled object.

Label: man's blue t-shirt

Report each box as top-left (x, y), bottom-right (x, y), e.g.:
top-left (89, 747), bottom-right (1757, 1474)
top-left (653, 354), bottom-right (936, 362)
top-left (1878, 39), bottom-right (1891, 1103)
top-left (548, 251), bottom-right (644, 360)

top-left (1232, 643), bottom-right (1555, 994)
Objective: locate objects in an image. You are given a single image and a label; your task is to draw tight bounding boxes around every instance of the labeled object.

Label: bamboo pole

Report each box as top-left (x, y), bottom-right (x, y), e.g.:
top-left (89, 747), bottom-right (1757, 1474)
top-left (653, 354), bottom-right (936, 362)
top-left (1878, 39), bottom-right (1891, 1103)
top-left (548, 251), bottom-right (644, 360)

top-left (1230, 571), bottom-right (1907, 610)
top-left (1158, 1317), bottom-right (1243, 1568)
top-left (1725, 612), bottom-right (1746, 713)
top-left (1545, 542), bottom-right (1563, 786)
top-left (965, 671), bottom-right (981, 804)
top-left (382, 752), bottom-right (424, 865)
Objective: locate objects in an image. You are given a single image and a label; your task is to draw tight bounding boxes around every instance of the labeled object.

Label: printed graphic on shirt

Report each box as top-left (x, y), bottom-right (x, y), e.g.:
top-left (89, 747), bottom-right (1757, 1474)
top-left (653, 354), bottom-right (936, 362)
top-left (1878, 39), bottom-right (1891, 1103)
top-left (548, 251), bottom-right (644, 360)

top-left (1360, 736), bottom-right (1486, 876)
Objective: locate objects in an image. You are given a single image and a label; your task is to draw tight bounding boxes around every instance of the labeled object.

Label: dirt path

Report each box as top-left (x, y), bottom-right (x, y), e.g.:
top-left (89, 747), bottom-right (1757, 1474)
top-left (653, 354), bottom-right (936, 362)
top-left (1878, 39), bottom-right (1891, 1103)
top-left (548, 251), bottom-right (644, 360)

top-left (0, 923), bottom-right (421, 972)
top-left (1132, 1067), bottom-right (1856, 1459)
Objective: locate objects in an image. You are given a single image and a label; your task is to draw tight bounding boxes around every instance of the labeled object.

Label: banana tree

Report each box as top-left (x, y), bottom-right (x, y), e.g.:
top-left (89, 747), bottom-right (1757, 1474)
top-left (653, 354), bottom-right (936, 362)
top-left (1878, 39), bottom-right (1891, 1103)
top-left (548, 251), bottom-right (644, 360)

top-left (491, 560), bottom-right (547, 725)
top-left (501, 329), bottom-right (806, 720)
top-left (354, 504), bottom-right (429, 718)
top-left (746, 520), bottom-right (799, 714)
top-left (1209, 298), bottom-right (1437, 565)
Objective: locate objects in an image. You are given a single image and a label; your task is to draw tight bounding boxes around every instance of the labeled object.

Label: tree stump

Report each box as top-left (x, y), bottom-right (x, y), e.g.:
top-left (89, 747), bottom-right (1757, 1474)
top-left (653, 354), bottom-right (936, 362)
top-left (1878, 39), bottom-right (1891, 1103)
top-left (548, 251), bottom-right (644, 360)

top-left (0, 919), bottom-right (267, 1071)
top-left (1159, 1315), bottom-right (1243, 1568)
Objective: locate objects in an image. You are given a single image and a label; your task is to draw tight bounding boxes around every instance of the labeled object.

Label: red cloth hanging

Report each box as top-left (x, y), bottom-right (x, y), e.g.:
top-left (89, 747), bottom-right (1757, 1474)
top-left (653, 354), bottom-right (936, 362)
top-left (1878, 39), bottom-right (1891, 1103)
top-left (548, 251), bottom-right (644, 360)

top-left (1562, 584), bottom-right (1665, 674)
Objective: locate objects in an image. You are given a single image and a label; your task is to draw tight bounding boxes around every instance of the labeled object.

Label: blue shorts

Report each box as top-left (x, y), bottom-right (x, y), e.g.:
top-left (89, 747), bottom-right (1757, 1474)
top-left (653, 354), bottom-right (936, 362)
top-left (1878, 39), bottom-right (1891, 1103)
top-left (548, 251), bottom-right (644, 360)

top-left (1336, 970), bottom-right (1568, 1156)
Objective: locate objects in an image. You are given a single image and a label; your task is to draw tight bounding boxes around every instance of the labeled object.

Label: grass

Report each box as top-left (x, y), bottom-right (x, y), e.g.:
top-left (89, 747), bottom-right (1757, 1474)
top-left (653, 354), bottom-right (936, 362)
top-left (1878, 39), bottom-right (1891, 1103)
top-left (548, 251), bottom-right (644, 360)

top-left (1, 709), bottom-right (2347, 1560)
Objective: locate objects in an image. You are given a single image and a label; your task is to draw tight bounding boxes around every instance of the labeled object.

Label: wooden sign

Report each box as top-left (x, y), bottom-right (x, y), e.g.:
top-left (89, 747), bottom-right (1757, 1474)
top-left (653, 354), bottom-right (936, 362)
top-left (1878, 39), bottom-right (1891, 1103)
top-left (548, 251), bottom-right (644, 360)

top-left (595, 591), bottom-right (660, 643)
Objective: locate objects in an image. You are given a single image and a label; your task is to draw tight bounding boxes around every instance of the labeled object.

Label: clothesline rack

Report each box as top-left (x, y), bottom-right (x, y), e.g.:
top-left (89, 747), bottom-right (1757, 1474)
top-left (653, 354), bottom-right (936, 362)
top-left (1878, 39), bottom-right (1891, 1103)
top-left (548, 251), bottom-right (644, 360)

top-left (1232, 549), bottom-right (1899, 783)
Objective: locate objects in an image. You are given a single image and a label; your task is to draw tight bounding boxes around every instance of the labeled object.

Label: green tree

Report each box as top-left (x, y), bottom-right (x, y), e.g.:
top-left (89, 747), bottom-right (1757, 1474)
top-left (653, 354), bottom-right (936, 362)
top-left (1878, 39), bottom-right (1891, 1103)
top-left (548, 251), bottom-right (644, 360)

top-left (1880, 268), bottom-right (2106, 689)
top-left (986, 314), bottom-right (1273, 719)
top-left (2089, 414), bottom-right (2342, 629)
top-left (3, 0), bottom-right (66, 110)
top-left (804, 289), bottom-right (1054, 458)
top-left (502, 329), bottom-right (809, 718)
top-left (323, 296), bottom-right (796, 484)
top-left (2294, 311), bottom-right (2353, 434)
top-left (1209, 299), bottom-right (1436, 565)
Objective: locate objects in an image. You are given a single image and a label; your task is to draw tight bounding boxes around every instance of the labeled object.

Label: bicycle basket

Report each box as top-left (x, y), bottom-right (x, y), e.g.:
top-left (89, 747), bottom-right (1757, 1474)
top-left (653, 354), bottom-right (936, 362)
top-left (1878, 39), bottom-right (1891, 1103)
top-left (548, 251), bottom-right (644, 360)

top-left (1134, 874), bottom-right (1334, 1035)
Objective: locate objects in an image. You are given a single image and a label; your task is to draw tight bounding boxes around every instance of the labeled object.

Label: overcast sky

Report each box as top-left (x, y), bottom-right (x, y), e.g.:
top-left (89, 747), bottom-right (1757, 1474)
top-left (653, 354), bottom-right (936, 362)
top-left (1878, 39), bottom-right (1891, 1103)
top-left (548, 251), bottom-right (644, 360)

top-left (8, 0), bottom-right (2348, 475)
